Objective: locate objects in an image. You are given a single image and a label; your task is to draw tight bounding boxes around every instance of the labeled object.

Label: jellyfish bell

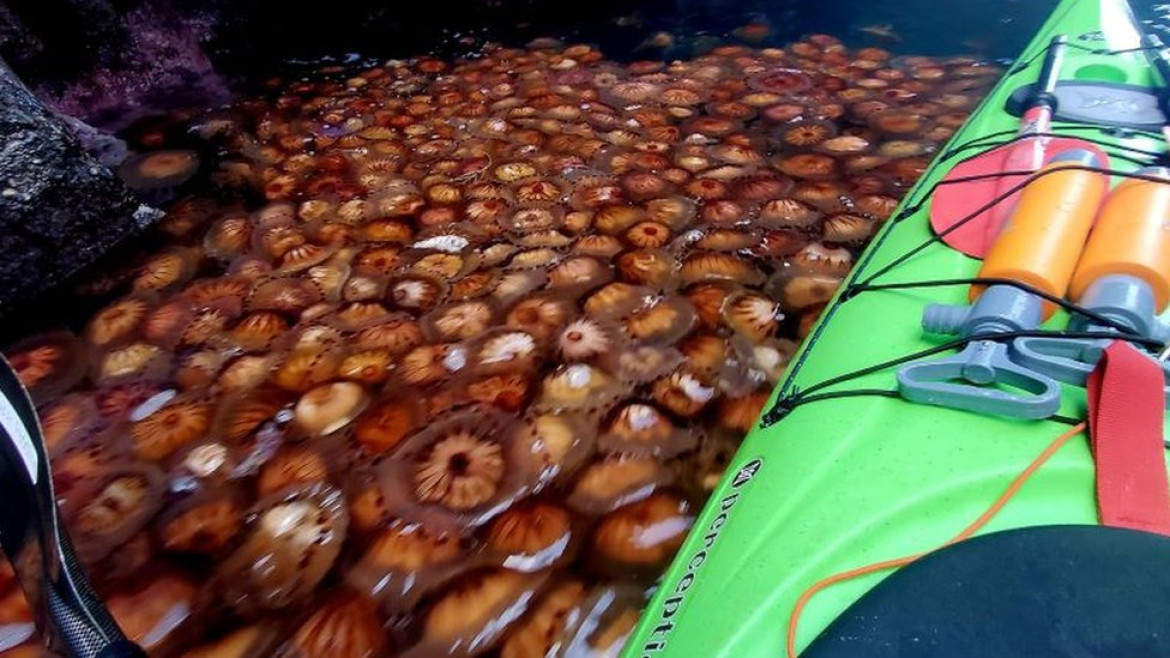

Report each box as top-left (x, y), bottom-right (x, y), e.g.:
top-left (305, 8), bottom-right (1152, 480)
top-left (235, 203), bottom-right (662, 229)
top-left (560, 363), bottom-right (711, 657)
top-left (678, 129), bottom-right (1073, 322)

top-left (555, 317), bottom-right (622, 368)
top-left (247, 276), bottom-right (324, 315)
top-left (86, 296), bottom-right (155, 350)
top-left (157, 487), bottom-right (246, 556)
top-left (767, 268), bottom-right (848, 312)
top-left (680, 251), bottom-right (765, 287)
top-left (38, 393), bottom-right (101, 457)
top-left (724, 290), bottom-right (784, 344)
top-left (347, 519), bottom-right (480, 614)
top-left (747, 67), bottom-right (813, 94)
top-left (567, 454), bottom-right (675, 516)
top-left (386, 273), bottom-right (450, 312)
top-left (214, 386), bottom-right (294, 444)
top-left (118, 150), bottom-right (201, 202)
top-left (789, 241), bottom-right (856, 277)
top-left (292, 381), bottom-right (369, 437)
top-left (375, 407), bottom-right (533, 533)
top-left (792, 179), bottom-right (853, 213)
top-left (406, 568), bottom-right (550, 657)
top-left (588, 492), bottom-right (694, 578)
top-left (485, 501), bottom-right (578, 573)
top-left (599, 403), bottom-right (696, 458)
top-left (823, 212), bottom-right (879, 243)
top-left (132, 247), bottom-right (201, 294)
top-left (512, 410), bottom-right (597, 489)
top-left (106, 569), bottom-right (200, 655)
top-left (467, 328), bottom-right (541, 380)
top-left (652, 369), bottom-right (718, 418)
top-left (63, 461), bottom-right (166, 563)
top-left (129, 394), bottom-right (215, 462)
top-left (214, 483), bottom-right (348, 613)
top-left (279, 592), bottom-right (390, 658)
top-left (623, 295), bottom-right (697, 346)
top-left (775, 152), bottom-right (839, 181)
top-left (616, 248), bottom-right (679, 290)
top-left (499, 579), bottom-right (588, 658)
top-left (718, 390), bottom-right (773, 432)
top-left (423, 299), bottom-right (499, 342)
top-left (398, 343), bottom-right (471, 387)
top-left (534, 363), bottom-right (627, 418)
top-left (544, 582), bottom-right (642, 658)
top-left (775, 118), bottom-right (838, 150)
top-left (546, 256), bottom-right (615, 298)
top-left (182, 624), bottom-right (281, 658)
top-left (4, 331), bottom-right (87, 405)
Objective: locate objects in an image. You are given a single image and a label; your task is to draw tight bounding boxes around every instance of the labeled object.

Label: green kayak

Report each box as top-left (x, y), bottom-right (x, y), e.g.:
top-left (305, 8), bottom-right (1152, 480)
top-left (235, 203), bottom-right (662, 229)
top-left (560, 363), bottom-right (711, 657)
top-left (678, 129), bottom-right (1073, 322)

top-left (626, 0), bottom-right (1170, 655)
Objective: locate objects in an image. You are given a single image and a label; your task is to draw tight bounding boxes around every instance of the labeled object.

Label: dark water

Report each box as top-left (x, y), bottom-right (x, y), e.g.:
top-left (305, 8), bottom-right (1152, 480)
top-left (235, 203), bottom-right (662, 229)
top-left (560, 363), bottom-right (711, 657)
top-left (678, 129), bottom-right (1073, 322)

top-left (200, 0), bottom-right (1058, 72)
top-left (13, 0), bottom-right (1170, 136)
top-left (18, 0), bottom-right (1165, 85)
top-left (195, 0), bottom-right (1170, 73)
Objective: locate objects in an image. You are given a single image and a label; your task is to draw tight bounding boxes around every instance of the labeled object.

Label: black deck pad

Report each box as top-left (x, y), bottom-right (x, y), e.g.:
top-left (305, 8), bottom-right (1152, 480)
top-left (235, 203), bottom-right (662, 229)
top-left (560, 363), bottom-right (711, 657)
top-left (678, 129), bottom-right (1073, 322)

top-left (803, 525), bottom-right (1170, 658)
top-left (1007, 81), bottom-right (1166, 131)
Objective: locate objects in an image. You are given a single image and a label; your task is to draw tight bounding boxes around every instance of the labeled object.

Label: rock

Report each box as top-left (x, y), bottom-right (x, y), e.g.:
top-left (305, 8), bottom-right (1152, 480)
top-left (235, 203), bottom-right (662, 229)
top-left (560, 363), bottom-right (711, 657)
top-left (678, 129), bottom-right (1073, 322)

top-left (0, 58), bottom-right (160, 320)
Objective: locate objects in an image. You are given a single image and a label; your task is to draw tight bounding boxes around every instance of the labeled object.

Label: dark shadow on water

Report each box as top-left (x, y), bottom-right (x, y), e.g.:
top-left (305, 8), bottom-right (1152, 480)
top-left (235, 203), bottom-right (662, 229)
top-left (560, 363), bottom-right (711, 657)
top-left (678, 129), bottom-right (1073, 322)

top-left (11, 0), bottom-right (1170, 122)
top-left (194, 0), bottom-right (1063, 74)
top-left (190, 0), bottom-right (1170, 78)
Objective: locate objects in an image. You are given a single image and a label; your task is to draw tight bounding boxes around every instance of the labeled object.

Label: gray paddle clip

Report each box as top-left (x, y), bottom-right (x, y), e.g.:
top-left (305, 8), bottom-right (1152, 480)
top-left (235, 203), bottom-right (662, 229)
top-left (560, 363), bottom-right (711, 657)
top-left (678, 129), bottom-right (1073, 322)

top-left (1011, 274), bottom-right (1170, 405)
top-left (898, 284), bottom-right (1062, 419)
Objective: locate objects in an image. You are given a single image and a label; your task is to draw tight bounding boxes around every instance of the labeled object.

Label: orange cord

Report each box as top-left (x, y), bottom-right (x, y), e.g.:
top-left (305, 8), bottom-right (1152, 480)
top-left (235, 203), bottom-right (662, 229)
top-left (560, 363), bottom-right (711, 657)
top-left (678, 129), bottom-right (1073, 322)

top-left (784, 421), bottom-right (1087, 658)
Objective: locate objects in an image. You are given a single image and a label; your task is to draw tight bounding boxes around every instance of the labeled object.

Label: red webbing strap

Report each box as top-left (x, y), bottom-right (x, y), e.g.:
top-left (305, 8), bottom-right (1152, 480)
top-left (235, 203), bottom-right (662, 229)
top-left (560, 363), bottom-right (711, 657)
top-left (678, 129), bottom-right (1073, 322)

top-left (1086, 340), bottom-right (1170, 536)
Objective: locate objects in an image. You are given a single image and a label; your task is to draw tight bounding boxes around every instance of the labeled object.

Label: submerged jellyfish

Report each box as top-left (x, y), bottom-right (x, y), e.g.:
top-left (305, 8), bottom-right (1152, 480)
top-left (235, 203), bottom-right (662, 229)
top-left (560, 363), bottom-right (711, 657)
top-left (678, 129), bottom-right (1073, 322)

top-left (1, 33), bottom-right (998, 656)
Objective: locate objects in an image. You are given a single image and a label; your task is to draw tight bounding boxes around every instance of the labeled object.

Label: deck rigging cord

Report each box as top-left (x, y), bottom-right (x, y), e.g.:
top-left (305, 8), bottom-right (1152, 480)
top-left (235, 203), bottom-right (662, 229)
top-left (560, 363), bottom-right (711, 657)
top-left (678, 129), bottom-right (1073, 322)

top-left (761, 163), bottom-right (1170, 427)
top-left (769, 29), bottom-right (1170, 658)
top-left (939, 127), bottom-right (1164, 165)
top-left (761, 326), bottom-right (1157, 425)
top-left (1005, 36), bottom-right (1168, 76)
top-left (767, 37), bottom-right (1170, 655)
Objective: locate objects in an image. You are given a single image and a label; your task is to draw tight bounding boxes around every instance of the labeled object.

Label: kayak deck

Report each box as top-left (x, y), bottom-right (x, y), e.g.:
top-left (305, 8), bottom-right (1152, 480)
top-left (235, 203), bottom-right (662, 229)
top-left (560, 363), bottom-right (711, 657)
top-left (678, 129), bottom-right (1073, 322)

top-left (627, 0), bottom-right (1170, 655)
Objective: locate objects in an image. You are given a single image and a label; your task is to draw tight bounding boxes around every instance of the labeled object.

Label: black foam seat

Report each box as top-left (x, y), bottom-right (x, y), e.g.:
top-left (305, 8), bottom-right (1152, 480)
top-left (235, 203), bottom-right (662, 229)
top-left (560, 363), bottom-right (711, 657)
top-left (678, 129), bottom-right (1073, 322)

top-left (803, 525), bottom-right (1170, 658)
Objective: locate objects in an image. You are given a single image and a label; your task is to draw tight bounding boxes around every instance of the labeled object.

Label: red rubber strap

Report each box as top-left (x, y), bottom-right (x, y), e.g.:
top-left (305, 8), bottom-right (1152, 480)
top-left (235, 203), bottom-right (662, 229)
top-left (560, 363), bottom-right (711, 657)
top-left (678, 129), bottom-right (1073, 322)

top-left (1087, 341), bottom-right (1170, 536)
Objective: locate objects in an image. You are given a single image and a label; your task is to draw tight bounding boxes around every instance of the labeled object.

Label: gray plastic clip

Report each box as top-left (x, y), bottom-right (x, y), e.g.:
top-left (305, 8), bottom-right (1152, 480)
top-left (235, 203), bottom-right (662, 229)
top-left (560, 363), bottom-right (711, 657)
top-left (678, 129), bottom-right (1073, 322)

top-left (1011, 273), bottom-right (1170, 405)
top-left (897, 284), bottom-right (1063, 419)
top-left (1011, 334), bottom-right (1104, 384)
